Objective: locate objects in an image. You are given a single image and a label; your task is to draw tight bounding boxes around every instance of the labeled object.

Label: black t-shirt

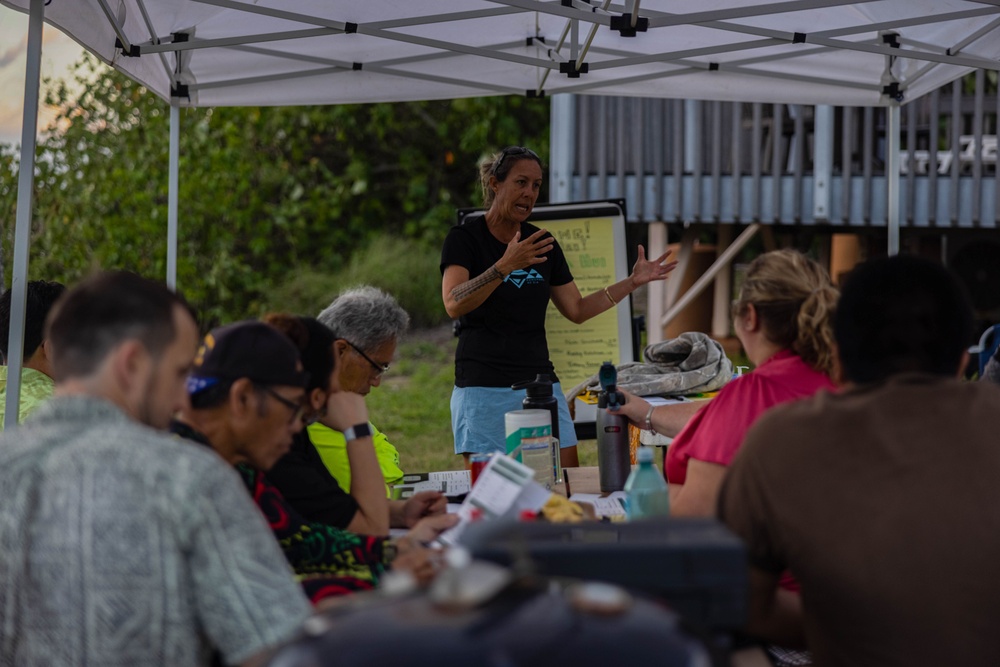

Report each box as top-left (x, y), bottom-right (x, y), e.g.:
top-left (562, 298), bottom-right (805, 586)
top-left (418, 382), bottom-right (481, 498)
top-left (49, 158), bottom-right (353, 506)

top-left (440, 215), bottom-right (573, 387)
top-left (266, 429), bottom-right (359, 529)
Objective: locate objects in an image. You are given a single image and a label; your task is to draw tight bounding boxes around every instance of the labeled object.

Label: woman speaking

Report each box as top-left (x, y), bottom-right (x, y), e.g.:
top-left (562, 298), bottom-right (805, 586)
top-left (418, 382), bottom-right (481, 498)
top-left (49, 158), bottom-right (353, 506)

top-left (441, 146), bottom-right (676, 468)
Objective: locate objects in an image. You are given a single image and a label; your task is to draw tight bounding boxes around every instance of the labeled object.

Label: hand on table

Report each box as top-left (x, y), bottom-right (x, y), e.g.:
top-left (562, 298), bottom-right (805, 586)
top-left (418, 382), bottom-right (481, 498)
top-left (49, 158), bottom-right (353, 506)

top-left (391, 514), bottom-right (460, 586)
top-left (403, 513), bottom-right (459, 545)
top-left (400, 491), bottom-right (447, 528)
top-left (388, 546), bottom-right (442, 587)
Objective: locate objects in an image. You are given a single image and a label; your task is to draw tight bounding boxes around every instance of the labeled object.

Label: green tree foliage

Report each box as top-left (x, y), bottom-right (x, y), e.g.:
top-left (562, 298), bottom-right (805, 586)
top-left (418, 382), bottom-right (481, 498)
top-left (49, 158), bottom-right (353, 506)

top-left (0, 53), bottom-right (549, 326)
top-left (266, 233), bottom-right (446, 328)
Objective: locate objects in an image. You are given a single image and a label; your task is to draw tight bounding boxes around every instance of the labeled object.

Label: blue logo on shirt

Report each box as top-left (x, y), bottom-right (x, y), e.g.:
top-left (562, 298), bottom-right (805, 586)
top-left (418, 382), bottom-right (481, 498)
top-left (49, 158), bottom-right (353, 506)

top-left (505, 269), bottom-right (544, 288)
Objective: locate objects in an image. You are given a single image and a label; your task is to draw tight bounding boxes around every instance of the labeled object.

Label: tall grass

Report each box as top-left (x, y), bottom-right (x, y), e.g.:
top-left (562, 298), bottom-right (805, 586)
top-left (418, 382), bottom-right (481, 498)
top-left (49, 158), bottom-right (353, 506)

top-left (267, 234), bottom-right (463, 470)
top-left (365, 331), bottom-right (605, 473)
top-left (365, 333), bottom-right (465, 472)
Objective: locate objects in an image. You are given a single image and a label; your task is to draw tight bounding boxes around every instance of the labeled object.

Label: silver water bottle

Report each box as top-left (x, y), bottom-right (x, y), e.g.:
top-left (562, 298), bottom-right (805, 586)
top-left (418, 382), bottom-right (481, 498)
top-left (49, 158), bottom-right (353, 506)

top-left (596, 361), bottom-right (630, 492)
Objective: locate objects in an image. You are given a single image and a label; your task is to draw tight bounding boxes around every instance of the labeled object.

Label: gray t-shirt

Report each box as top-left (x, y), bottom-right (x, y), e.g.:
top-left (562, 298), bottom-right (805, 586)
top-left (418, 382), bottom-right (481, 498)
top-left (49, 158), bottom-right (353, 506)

top-left (0, 395), bottom-right (312, 666)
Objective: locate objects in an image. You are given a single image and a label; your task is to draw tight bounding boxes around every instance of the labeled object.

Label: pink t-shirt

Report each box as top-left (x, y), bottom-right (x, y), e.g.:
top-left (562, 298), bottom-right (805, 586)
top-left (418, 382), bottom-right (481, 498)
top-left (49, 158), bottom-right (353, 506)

top-left (666, 350), bottom-right (834, 593)
top-left (666, 349), bottom-right (835, 485)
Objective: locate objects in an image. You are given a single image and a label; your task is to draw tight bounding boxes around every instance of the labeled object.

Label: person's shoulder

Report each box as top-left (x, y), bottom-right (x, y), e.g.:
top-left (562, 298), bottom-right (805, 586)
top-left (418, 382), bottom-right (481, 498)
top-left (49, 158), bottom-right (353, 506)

top-left (522, 221), bottom-right (558, 243)
top-left (739, 387), bottom-right (838, 453)
top-left (112, 420), bottom-right (238, 488)
top-left (754, 350), bottom-right (822, 379)
top-left (760, 380), bottom-right (839, 419)
top-left (442, 218), bottom-right (483, 259)
top-left (918, 374), bottom-right (1000, 412)
top-left (748, 352), bottom-right (834, 392)
top-left (307, 421), bottom-right (346, 445)
top-left (704, 371), bottom-right (761, 404)
top-left (451, 214), bottom-right (486, 235)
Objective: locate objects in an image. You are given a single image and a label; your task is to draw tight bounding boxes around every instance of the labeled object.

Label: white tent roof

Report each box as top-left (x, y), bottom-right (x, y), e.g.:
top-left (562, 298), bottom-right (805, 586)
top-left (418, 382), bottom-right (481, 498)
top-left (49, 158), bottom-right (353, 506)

top-left (4, 0), bottom-right (1000, 108)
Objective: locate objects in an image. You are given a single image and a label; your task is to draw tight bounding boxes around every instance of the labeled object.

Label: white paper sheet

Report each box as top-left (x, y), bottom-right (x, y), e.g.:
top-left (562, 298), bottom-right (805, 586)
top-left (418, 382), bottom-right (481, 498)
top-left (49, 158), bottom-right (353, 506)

top-left (569, 491), bottom-right (628, 518)
top-left (392, 469), bottom-right (472, 499)
top-left (436, 455), bottom-right (548, 546)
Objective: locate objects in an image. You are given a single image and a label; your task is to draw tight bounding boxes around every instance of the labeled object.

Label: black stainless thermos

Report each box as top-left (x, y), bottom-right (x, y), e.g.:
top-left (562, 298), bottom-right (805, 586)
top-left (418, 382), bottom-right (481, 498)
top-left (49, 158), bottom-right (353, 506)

top-left (512, 374), bottom-right (562, 484)
top-left (596, 361), bottom-right (630, 492)
top-left (512, 374), bottom-right (559, 442)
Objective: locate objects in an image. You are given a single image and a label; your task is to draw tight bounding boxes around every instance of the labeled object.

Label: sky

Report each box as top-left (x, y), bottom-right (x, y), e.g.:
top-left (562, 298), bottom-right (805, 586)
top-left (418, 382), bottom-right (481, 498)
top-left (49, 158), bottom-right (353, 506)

top-left (0, 5), bottom-right (86, 147)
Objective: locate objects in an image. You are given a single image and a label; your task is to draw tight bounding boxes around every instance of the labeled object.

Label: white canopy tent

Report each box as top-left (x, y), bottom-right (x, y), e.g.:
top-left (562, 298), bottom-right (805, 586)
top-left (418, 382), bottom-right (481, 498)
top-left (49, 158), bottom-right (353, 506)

top-left (4, 0), bottom-right (1000, 427)
top-left (7, 0), bottom-right (1000, 106)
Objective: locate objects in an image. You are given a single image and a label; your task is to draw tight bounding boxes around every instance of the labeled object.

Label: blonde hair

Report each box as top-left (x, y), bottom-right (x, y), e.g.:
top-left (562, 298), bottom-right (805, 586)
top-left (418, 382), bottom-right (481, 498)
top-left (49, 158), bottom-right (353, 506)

top-left (479, 152), bottom-right (501, 207)
top-left (734, 249), bottom-right (839, 376)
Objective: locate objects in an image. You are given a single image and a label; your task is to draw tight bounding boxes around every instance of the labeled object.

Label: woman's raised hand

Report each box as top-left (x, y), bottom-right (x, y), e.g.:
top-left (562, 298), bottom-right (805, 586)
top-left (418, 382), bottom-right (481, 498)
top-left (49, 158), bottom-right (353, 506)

top-left (497, 228), bottom-right (554, 275)
top-left (629, 245), bottom-right (677, 287)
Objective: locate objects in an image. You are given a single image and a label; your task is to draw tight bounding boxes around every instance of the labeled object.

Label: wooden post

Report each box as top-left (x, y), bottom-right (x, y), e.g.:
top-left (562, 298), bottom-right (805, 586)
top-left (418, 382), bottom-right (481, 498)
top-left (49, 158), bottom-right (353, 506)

top-left (712, 224), bottom-right (734, 339)
top-left (646, 222), bottom-right (668, 345)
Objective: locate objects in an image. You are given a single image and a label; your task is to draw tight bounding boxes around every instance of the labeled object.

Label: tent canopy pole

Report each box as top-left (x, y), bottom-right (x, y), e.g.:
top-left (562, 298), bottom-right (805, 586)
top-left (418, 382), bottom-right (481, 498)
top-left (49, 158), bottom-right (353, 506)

top-left (167, 102), bottom-right (179, 289)
top-left (4, 0), bottom-right (46, 431)
top-left (887, 102), bottom-right (901, 256)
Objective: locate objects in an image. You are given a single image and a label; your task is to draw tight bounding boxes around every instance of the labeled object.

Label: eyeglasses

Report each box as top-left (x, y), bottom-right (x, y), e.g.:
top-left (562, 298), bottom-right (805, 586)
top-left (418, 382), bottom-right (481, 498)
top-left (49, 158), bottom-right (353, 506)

top-left (261, 386), bottom-right (306, 425)
top-left (344, 339), bottom-right (390, 377)
top-left (491, 146), bottom-right (540, 176)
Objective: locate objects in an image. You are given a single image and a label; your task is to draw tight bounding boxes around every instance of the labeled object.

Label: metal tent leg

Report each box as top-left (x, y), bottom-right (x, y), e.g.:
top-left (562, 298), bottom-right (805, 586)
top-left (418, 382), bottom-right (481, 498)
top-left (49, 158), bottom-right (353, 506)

top-left (167, 102), bottom-right (180, 289)
top-left (4, 0), bottom-right (45, 431)
top-left (887, 102), bottom-right (901, 256)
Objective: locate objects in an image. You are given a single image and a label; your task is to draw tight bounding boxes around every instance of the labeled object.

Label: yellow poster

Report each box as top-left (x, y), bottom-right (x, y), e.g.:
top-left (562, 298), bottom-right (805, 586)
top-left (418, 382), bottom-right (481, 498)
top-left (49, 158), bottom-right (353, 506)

top-left (540, 215), bottom-right (624, 389)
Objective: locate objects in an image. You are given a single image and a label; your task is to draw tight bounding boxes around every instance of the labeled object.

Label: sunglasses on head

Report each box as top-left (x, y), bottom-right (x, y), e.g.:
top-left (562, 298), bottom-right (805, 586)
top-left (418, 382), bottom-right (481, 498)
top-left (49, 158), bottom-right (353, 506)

top-left (491, 146), bottom-right (540, 176)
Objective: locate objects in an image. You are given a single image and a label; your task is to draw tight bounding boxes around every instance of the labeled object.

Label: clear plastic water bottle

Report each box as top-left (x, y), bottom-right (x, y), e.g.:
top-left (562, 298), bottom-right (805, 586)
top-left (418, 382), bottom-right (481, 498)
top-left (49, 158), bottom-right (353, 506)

top-left (624, 447), bottom-right (670, 519)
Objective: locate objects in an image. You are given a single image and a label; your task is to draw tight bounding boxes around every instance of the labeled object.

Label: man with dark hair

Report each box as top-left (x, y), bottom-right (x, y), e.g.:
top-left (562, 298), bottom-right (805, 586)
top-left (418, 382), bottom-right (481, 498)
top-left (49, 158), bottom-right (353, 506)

top-left (0, 272), bottom-right (311, 666)
top-left (0, 279), bottom-right (66, 427)
top-left (718, 255), bottom-right (1000, 666)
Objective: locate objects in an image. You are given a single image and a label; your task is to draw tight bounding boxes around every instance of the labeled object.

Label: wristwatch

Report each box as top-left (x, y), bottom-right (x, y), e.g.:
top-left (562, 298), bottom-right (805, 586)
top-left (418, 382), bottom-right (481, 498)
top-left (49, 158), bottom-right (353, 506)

top-left (343, 423), bottom-right (373, 442)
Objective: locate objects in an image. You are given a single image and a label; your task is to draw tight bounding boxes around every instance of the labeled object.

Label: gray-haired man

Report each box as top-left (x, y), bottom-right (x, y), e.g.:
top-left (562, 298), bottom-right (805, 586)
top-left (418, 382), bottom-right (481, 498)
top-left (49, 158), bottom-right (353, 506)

top-left (268, 286), bottom-right (446, 536)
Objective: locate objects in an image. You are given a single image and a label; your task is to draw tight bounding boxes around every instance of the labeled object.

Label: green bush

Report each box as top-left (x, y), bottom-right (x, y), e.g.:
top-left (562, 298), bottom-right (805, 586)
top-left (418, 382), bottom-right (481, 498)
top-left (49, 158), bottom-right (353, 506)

top-left (266, 234), bottom-right (448, 327)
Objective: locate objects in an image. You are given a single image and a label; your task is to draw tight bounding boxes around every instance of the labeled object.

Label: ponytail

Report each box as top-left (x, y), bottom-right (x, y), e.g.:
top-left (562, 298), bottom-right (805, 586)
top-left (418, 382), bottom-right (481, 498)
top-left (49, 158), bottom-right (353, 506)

top-left (734, 249), bottom-right (839, 376)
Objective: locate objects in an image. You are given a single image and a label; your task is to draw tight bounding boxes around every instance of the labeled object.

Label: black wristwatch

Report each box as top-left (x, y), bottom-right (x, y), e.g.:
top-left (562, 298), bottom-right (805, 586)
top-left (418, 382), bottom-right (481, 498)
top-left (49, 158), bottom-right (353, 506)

top-left (343, 423), bottom-right (373, 442)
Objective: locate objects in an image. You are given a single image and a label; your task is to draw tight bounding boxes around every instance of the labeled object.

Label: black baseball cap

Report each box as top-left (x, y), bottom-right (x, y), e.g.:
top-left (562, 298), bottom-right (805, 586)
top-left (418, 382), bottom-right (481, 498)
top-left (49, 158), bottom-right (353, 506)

top-left (187, 321), bottom-right (310, 395)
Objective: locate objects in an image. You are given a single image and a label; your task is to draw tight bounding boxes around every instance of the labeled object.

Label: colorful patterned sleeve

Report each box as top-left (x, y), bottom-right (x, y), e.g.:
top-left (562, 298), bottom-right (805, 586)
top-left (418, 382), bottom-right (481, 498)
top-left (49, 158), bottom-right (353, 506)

top-left (296, 573), bottom-right (377, 604)
top-left (236, 464), bottom-right (390, 590)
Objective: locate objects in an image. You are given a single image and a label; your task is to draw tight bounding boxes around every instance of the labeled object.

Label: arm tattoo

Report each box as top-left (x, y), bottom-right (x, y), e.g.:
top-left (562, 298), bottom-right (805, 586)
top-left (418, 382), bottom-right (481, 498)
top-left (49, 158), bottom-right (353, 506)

top-left (451, 265), bottom-right (504, 302)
